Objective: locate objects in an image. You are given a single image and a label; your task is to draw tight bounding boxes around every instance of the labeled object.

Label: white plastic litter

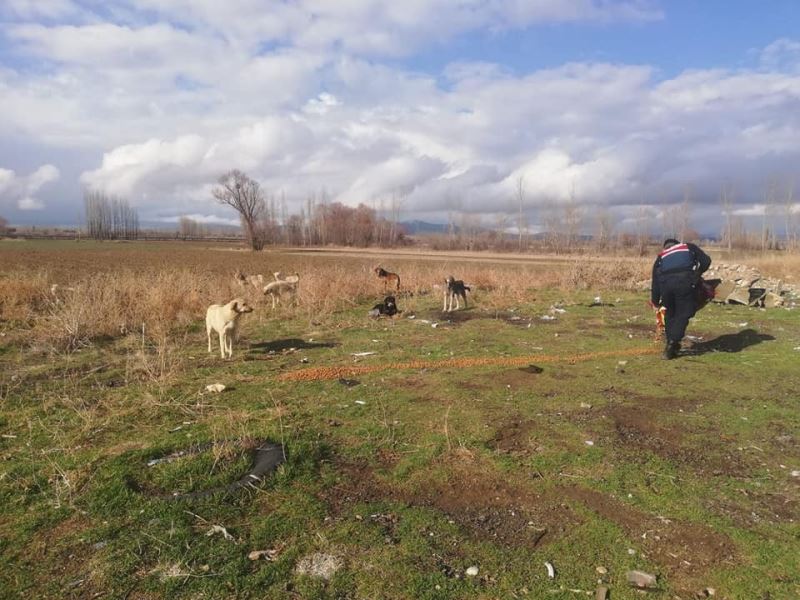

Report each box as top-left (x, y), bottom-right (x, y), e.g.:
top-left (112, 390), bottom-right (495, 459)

top-left (545, 561), bottom-right (555, 578)
top-left (205, 384), bottom-right (226, 393)
top-left (206, 525), bottom-right (235, 543)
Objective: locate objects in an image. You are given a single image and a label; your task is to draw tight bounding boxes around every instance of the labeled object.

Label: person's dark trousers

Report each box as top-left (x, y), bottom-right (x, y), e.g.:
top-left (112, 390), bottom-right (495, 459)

top-left (659, 271), bottom-right (697, 343)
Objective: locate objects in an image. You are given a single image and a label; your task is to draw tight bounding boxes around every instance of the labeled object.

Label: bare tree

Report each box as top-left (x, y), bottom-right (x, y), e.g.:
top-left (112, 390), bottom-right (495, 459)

top-left (388, 192), bottom-right (404, 245)
top-left (0, 215), bottom-right (8, 236)
top-left (563, 188), bottom-right (582, 251)
top-left (494, 213), bottom-right (511, 251)
top-left (784, 179), bottom-right (796, 250)
top-left (178, 216), bottom-right (206, 239)
top-left (677, 187), bottom-right (692, 241)
top-left (762, 180), bottom-right (779, 252)
top-left (720, 182), bottom-right (734, 252)
top-left (541, 205), bottom-right (565, 252)
top-left (515, 176), bottom-right (527, 252)
top-left (595, 207), bottom-right (613, 249)
top-left (84, 190), bottom-right (139, 240)
top-left (635, 205), bottom-right (653, 255)
top-left (212, 170), bottom-right (266, 250)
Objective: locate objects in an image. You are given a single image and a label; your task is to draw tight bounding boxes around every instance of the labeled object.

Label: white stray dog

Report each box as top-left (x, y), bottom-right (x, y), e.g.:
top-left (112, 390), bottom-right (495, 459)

top-left (206, 298), bottom-right (254, 359)
top-left (263, 273), bottom-right (300, 309)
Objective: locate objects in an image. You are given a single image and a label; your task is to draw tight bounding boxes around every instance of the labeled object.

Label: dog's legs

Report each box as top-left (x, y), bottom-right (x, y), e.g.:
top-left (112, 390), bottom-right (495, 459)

top-left (443, 290), bottom-right (448, 312)
top-left (226, 332), bottom-right (233, 359)
top-left (454, 294), bottom-right (460, 310)
top-left (463, 293), bottom-right (467, 309)
top-left (207, 324), bottom-right (212, 353)
top-left (218, 332), bottom-right (227, 359)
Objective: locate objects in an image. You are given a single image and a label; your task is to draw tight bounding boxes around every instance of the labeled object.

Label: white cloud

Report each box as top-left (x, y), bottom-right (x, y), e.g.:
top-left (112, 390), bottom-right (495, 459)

top-left (733, 203), bottom-right (800, 217)
top-left (732, 204), bottom-right (766, 217)
top-left (760, 38), bottom-right (800, 73)
top-left (1, 0), bottom-right (81, 20)
top-left (68, 53), bottom-right (800, 222)
top-left (154, 213), bottom-right (241, 226)
top-left (0, 164), bottom-right (60, 211)
top-left (18, 196), bottom-right (45, 210)
top-left (1, 2), bottom-right (799, 231)
top-left (123, 0), bottom-right (661, 56)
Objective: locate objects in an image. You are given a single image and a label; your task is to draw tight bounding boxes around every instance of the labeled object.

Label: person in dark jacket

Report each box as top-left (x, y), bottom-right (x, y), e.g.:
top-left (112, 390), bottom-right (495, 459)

top-left (651, 238), bottom-right (712, 359)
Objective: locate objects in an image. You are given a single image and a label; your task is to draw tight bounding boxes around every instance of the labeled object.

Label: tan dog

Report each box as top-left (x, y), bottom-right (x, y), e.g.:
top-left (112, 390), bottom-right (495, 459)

top-left (206, 298), bottom-right (253, 359)
top-left (263, 273), bottom-right (300, 308)
top-left (233, 270), bottom-right (265, 292)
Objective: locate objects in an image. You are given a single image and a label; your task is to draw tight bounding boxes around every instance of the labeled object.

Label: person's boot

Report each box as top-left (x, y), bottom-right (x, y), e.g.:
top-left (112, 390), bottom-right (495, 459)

top-left (662, 340), bottom-right (681, 360)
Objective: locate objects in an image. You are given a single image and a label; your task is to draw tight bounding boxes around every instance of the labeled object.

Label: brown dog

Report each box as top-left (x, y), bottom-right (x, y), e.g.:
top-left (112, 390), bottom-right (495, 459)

top-left (374, 266), bottom-right (400, 291)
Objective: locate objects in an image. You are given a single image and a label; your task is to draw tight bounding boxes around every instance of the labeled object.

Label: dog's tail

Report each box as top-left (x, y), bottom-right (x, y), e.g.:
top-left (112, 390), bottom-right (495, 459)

top-left (464, 285), bottom-right (471, 292)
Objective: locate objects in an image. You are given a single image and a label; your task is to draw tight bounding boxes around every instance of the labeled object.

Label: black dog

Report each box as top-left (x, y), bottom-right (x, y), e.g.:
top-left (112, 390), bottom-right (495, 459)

top-left (368, 295), bottom-right (398, 318)
top-left (444, 276), bottom-right (470, 311)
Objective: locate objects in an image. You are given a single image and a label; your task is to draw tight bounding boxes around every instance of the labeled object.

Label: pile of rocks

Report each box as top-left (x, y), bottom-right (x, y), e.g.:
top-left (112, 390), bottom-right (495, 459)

top-left (704, 263), bottom-right (797, 308)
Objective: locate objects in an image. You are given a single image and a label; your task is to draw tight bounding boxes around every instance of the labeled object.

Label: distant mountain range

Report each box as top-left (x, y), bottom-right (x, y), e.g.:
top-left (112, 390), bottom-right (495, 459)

top-left (398, 220), bottom-right (450, 234)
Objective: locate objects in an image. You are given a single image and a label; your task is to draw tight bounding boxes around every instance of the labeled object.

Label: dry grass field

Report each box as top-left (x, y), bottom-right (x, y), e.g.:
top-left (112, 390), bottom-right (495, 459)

top-left (0, 240), bottom-right (650, 353)
top-left (1, 240), bottom-right (799, 600)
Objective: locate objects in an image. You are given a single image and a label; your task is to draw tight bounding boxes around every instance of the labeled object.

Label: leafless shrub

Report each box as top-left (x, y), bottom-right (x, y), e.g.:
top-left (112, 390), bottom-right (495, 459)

top-left (24, 271), bottom-right (217, 353)
top-left (560, 259), bottom-right (649, 291)
top-left (0, 270), bottom-right (52, 322)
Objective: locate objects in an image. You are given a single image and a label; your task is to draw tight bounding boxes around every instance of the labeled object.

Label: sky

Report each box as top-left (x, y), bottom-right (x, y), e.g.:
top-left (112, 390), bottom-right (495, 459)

top-left (1, 0), bottom-right (799, 234)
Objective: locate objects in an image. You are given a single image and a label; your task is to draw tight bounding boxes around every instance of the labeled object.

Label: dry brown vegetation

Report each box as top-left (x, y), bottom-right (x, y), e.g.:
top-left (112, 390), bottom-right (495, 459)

top-left (0, 242), bottom-right (652, 354)
top-left (6, 240), bottom-right (797, 356)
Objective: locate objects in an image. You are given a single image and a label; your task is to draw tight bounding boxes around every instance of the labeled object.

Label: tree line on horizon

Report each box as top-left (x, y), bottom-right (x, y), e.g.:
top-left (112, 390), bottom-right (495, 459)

top-left (8, 169), bottom-right (793, 253)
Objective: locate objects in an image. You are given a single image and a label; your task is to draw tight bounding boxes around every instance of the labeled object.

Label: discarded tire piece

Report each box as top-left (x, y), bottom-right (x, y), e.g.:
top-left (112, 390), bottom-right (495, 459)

top-left (135, 440), bottom-right (285, 500)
